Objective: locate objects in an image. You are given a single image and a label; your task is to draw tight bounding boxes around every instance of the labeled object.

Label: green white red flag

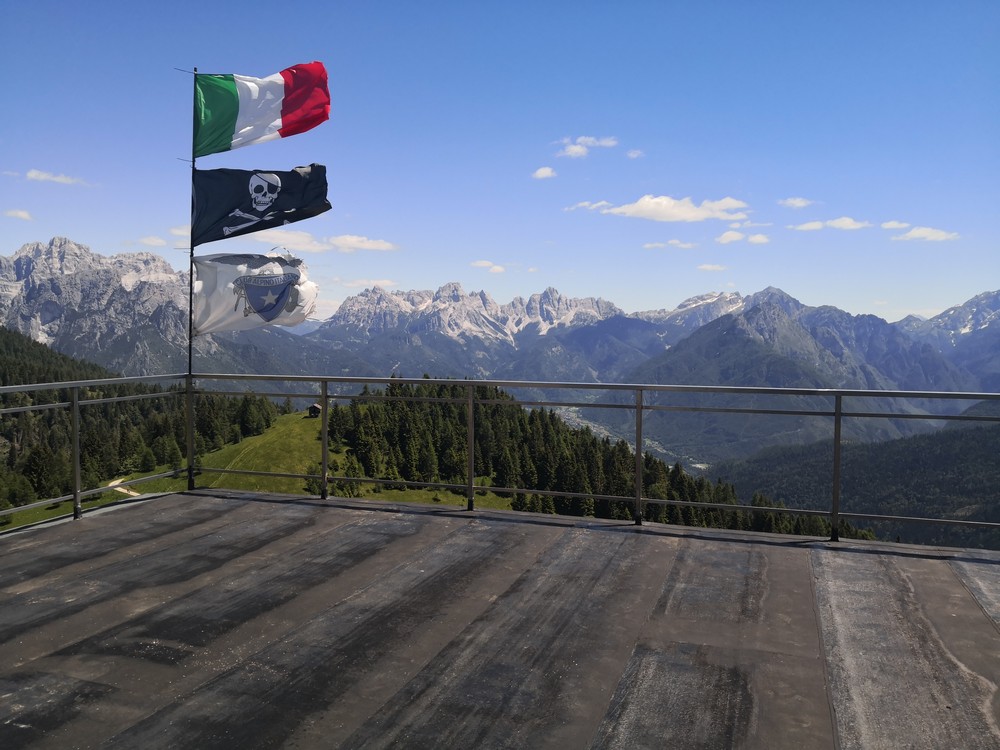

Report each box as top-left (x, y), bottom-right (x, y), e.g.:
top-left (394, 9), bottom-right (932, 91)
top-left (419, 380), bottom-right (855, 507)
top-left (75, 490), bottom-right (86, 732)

top-left (194, 62), bottom-right (329, 157)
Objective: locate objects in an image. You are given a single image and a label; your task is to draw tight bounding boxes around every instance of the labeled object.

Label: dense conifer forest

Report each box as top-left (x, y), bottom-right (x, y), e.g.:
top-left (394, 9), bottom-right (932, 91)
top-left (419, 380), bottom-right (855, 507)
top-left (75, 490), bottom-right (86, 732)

top-left (0, 327), bottom-right (278, 514)
top-left (717, 421), bottom-right (1000, 549)
top-left (325, 379), bottom-right (872, 539)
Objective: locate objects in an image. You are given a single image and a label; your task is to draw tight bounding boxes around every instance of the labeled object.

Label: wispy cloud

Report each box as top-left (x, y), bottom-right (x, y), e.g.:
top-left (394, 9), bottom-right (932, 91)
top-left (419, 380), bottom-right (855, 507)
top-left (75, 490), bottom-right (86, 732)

top-left (826, 216), bottom-right (871, 230)
top-left (170, 225), bottom-right (190, 237)
top-left (532, 166), bottom-right (556, 179)
top-left (789, 217), bottom-right (870, 231)
top-left (472, 260), bottom-right (505, 273)
top-left (698, 264), bottom-right (727, 271)
top-left (643, 239), bottom-right (697, 249)
top-left (26, 169), bottom-right (90, 186)
top-left (716, 230), bottom-right (745, 244)
top-left (556, 135), bottom-right (618, 158)
top-left (253, 229), bottom-right (335, 253)
top-left (626, 149), bottom-right (644, 159)
top-left (881, 220), bottom-right (910, 229)
top-left (778, 197), bottom-right (814, 209)
top-left (139, 236), bottom-right (166, 247)
top-left (4, 209), bottom-right (32, 220)
top-left (566, 200), bottom-right (613, 212)
top-left (343, 278), bottom-right (397, 289)
top-left (716, 229), bottom-right (770, 245)
top-left (575, 194), bottom-right (749, 223)
top-left (253, 231), bottom-right (399, 254)
top-left (891, 226), bottom-right (959, 241)
top-left (329, 234), bottom-right (398, 252)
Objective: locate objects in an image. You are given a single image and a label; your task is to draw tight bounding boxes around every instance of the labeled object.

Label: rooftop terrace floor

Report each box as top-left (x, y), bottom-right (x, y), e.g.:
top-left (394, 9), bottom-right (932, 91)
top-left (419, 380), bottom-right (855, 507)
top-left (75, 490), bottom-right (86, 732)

top-left (1, 490), bottom-right (999, 749)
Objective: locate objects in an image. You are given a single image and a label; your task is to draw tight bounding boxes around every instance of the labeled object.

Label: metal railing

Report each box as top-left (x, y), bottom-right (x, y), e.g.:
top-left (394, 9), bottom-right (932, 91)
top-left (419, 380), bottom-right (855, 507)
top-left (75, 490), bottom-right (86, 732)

top-left (2, 372), bottom-right (999, 543)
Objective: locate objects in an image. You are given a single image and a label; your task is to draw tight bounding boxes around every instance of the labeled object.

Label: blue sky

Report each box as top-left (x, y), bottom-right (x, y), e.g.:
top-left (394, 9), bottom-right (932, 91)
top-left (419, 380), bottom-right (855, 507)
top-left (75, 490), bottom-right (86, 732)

top-left (2, 1), bottom-right (997, 321)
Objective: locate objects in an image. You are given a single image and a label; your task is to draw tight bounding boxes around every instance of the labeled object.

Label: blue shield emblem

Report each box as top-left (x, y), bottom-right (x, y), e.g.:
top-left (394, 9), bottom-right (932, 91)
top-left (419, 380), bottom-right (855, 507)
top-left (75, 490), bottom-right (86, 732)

top-left (232, 271), bottom-right (300, 322)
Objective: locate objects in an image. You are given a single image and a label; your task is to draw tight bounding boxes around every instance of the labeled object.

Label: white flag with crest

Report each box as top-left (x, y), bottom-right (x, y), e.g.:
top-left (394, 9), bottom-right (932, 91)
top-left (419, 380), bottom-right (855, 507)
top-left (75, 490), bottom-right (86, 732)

top-left (193, 252), bottom-right (318, 335)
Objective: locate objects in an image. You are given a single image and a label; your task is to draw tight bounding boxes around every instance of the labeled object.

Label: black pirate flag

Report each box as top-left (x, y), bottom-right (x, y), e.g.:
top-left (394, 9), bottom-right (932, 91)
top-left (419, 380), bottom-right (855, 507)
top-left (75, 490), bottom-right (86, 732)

top-left (191, 164), bottom-right (331, 246)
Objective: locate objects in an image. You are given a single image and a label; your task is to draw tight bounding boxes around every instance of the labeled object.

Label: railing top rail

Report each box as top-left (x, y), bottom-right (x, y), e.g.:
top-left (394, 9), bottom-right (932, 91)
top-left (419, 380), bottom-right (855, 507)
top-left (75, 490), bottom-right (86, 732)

top-left (186, 372), bottom-right (1000, 402)
top-left (0, 372), bottom-right (188, 395)
top-left (2, 371), bottom-right (997, 406)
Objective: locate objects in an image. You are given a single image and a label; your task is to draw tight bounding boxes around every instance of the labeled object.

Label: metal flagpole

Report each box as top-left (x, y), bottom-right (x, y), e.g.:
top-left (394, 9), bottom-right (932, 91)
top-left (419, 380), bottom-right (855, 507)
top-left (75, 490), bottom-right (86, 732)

top-left (185, 67), bottom-right (198, 490)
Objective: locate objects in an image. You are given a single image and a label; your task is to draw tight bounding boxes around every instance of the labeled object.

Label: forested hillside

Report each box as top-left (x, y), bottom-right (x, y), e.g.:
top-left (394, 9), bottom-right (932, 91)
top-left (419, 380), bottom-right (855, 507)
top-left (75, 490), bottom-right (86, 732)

top-left (326, 379), bottom-right (872, 539)
top-left (716, 422), bottom-right (1000, 549)
top-left (0, 327), bottom-right (279, 514)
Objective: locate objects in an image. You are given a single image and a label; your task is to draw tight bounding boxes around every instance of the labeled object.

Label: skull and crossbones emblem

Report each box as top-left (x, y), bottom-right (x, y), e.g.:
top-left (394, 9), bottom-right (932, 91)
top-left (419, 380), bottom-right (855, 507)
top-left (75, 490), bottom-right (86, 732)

top-left (223, 173), bottom-right (282, 236)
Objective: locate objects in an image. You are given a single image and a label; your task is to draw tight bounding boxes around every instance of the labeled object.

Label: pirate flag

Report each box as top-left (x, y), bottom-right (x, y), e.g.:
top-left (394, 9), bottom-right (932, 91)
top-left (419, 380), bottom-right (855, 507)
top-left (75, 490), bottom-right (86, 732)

top-left (192, 252), bottom-right (318, 334)
top-left (191, 164), bottom-right (331, 246)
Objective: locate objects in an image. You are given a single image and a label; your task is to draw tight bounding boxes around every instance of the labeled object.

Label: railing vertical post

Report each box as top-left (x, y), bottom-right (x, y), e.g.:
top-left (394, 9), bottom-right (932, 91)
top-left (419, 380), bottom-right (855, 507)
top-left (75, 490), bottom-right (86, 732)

top-left (71, 386), bottom-right (82, 520)
top-left (320, 381), bottom-right (329, 499)
top-left (185, 374), bottom-right (196, 490)
top-left (634, 388), bottom-right (644, 526)
top-left (830, 393), bottom-right (842, 542)
top-left (466, 383), bottom-right (475, 512)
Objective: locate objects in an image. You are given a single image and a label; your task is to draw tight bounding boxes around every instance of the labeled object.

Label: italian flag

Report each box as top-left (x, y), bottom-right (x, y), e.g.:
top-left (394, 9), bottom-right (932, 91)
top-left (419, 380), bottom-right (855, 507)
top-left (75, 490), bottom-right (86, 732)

top-left (194, 62), bottom-right (329, 158)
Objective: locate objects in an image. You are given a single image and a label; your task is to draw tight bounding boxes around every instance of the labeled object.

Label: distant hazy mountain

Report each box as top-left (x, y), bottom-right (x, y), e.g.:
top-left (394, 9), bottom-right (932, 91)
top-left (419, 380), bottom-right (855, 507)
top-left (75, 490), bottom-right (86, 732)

top-left (2, 237), bottom-right (995, 465)
top-left (591, 296), bottom-right (981, 465)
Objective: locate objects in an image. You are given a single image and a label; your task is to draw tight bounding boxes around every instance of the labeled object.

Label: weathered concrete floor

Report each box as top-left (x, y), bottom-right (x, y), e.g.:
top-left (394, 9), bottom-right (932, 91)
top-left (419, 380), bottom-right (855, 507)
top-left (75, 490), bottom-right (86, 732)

top-left (1, 491), bottom-right (998, 749)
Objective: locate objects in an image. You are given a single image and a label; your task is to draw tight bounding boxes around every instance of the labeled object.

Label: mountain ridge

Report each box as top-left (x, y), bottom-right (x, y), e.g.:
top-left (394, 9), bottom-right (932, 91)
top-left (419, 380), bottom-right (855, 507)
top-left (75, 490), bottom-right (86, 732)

top-left (2, 237), bottom-right (997, 465)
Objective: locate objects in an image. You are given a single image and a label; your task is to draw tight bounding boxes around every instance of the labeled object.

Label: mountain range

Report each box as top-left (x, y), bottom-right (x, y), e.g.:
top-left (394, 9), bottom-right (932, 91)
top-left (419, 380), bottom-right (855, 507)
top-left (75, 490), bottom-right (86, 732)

top-left (3, 237), bottom-right (997, 465)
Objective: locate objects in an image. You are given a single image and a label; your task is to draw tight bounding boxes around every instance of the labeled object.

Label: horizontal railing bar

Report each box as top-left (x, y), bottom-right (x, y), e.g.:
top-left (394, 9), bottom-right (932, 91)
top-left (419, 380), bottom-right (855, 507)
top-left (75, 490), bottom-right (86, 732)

top-left (190, 372), bottom-right (1000, 402)
top-left (835, 510), bottom-right (1000, 528)
top-left (80, 392), bottom-right (181, 407)
top-left (0, 373), bottom-right (186, 395)
top-left (0, 471), bottom-right (182, 518)
top-left (1, 401), bottom-right (72, 416)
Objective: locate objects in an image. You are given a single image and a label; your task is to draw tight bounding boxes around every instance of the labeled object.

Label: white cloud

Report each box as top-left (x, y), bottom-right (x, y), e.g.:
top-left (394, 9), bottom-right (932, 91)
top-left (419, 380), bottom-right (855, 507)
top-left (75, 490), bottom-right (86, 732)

top-left (139, 236), bottom-right (166, 247)
top-left (698, 264), bottom-right (727, 271)
top-left (778, 197), bottom-right (814, 209)
top-left (789, 217), bottom-right (870, 231)
top-left (559, 143), bottom-right (589, 158)
top-left (891, 226), bottom-right (959, 241)
top-left (881, 220), bottom-right (910, 229)
top-left (644, 239), bottom-right (697, 249)
top-left (170, 225), bottom-right (190, 237)
top-left (343, 278), bottom-right (397, 289)
top-left (4, 209), bottom-right (32, 220)
top-left (565, 200), bottom-right (613, 212)
top-left (826, 216), bottom-right (871, 230)
top-left (556, 135), bottom-right (618, 158)
top-left (472, 260), bottom-right (505, 273)
top-left (329, 234), bottom-right (398, 253)
top-left (716, 230), bottom-right (745, 244)
top-left (252, 229), bottom-right (333, 253)
top-left (747, 233), bottom-right (770, 244)
top-left (26, 169), bottom-right (89, 186)
top-left (600, 194), bottom-right (749, 223)
top-left (626, 149), bottom-right (644, 159)
top-left (532, 166), bottom-right (556, 179)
